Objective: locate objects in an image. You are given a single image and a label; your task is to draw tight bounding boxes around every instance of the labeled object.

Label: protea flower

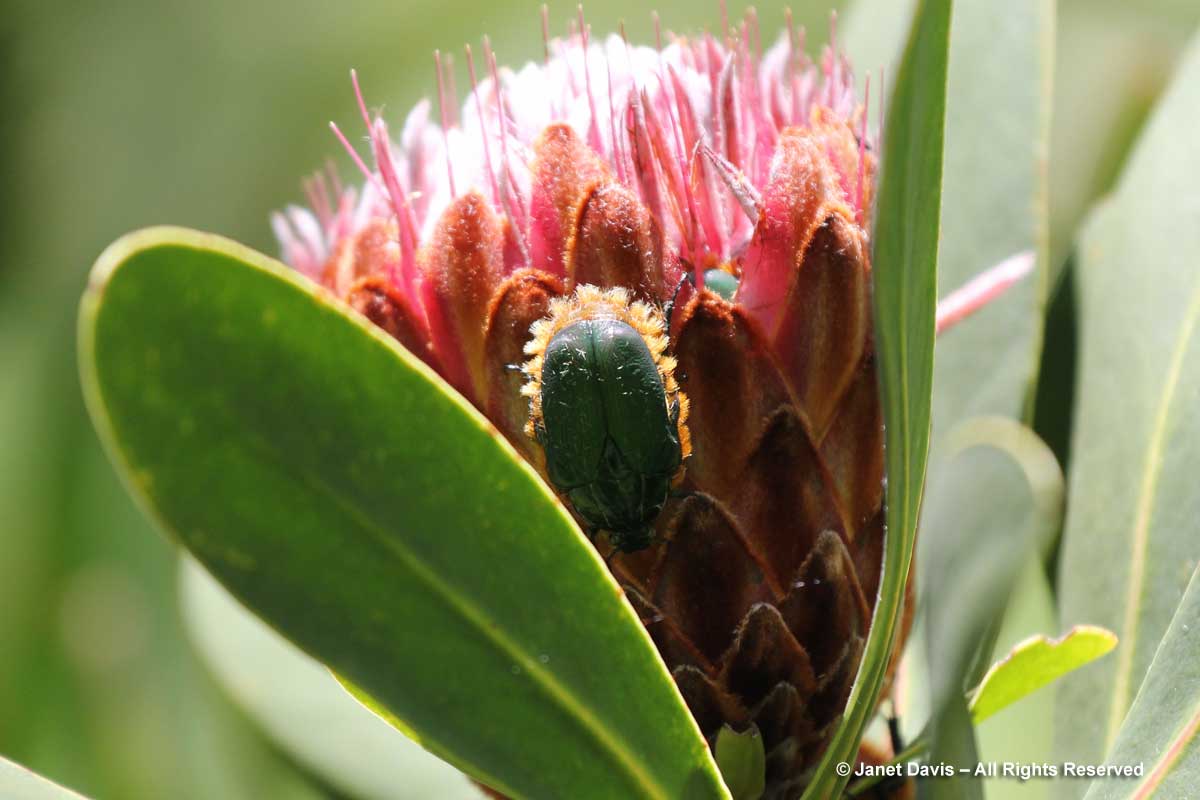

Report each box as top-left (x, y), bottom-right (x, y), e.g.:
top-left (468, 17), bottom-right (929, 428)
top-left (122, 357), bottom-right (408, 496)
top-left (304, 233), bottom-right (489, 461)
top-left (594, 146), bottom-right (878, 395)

top-left (271, 10), bottom-right (1023, 796)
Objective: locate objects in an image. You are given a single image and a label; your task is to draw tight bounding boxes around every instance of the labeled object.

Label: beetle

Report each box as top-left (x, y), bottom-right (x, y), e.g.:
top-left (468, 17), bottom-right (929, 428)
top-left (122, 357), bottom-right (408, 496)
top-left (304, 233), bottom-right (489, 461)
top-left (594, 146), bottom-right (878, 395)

top-left (523, 286), bottom-right (690, 554)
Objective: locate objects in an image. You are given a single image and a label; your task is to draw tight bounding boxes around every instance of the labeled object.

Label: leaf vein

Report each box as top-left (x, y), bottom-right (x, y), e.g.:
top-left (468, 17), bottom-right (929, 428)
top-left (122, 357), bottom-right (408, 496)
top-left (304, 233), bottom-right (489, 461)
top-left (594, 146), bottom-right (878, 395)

top-left (1106, 280), bottom-right (1200, 745)
top-left (1130, 701), bottom-right (1200, 800)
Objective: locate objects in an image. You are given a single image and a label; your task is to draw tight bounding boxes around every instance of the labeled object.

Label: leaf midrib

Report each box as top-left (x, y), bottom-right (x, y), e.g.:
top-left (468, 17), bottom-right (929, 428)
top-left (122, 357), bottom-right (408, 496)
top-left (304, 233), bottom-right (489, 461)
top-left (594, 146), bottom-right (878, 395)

top-left (1130, 701), bottom-right (1200, 799)
top-left (1105, 277), bottom-right (1200, 746)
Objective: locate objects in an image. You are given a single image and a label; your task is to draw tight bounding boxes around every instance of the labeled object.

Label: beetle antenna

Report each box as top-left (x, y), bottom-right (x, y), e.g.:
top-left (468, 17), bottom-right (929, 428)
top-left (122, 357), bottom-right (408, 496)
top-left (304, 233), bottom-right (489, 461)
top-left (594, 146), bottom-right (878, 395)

top-left (664, 272), bottom-right (694, 331)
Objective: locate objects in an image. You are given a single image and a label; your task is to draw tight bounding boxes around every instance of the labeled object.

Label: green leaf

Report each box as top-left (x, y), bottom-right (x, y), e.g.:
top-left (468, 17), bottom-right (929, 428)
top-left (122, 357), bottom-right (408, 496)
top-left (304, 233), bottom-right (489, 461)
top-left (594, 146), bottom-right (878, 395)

top-left (0, 756), bottom-right (89, 800)
top-left (927, 698), bottom-right (982, 800)
top-left (714, 727), bottom-right (765, 800)
top-left (857, 562), bottom-right (1065, 800)
top-left (801, 1), bottom-right (951, 796)
top-left (1048, 1), bottom-right (1200, 279)
top-left (1084, 565), bottom-right (1200, 799)
top-left (923, 418), bottom-right (1065, 695)
top-left (932, 0), bottom-right (1054, 428)
top-left (916, 0), bottom-right (1058, 784)
top-left (919, 418), bottom-right (1064, 789)
top-left (971, 626), bottom-right (1118, 724)
top-left (1056, 31), bottom-right (1200, 773)
top-left (179, 558), bottom-right (484, 800)
top-left (846, 0), bottom-right (1054, 430)
top-left (975, 558), bottom-right (1058, 800)
top-left (79, 227), bottom-right (729, 800)
top-left (847, 0), bottom-right (1056, 768)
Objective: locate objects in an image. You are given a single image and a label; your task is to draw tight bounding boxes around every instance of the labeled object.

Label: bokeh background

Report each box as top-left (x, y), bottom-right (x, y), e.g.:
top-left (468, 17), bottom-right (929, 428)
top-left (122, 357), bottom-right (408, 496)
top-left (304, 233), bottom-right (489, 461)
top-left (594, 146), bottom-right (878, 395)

top-left (1, 0), bottom-right (1196, 797)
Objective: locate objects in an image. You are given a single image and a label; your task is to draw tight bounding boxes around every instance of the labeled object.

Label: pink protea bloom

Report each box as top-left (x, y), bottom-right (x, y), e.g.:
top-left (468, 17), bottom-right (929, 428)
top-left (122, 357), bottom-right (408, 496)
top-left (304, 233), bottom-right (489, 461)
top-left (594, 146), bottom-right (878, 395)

top-left (274, 9), bottom-right (875, 395)
top-left (272, 9), bottom-right (1026, 796)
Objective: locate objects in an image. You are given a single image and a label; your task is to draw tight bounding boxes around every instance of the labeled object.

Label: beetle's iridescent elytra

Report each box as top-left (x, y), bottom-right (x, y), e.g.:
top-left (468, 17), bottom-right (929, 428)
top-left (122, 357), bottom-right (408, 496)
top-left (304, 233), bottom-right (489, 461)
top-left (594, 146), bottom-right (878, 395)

top-left (522, 286), bottom-right (690, 553)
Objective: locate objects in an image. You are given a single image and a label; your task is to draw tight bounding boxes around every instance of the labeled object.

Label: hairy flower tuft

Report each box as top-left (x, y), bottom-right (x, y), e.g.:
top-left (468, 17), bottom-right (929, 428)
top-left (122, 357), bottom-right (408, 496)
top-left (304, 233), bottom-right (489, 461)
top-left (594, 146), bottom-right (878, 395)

top-left (273, 8), bottom-right (875, 309)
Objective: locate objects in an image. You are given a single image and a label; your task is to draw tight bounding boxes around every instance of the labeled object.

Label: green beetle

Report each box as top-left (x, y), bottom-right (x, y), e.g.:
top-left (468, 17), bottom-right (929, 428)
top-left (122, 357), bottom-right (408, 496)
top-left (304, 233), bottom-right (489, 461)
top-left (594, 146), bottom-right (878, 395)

top-left (523, 286), bottom-right (690, 554)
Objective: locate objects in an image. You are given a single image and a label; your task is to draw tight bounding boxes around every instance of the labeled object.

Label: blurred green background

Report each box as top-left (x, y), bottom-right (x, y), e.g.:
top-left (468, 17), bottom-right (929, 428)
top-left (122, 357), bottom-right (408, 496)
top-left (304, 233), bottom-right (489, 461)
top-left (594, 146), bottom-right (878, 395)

top-left (0, 0), bottom-right (1195, 797)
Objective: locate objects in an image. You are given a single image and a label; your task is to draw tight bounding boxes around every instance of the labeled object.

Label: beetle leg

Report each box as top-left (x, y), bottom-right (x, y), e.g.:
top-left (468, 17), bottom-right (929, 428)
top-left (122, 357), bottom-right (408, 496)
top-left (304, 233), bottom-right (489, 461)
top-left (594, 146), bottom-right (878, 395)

top-left (849, 702), bottom-right (911, 797)
top-left (886, 705), bottom-right (904, 755)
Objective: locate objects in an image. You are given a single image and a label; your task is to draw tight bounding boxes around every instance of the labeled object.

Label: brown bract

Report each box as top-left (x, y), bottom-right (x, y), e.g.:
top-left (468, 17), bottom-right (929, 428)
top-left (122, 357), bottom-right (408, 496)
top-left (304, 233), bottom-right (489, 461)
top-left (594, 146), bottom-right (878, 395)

top-left (528, 124), bottom-right (611, 279)
top-left (611, 265), bottom-right (887, 794)
top-left (569, 182), bottom-right (667, 301)
top-left (481, 268), bottom-right (564, 467)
